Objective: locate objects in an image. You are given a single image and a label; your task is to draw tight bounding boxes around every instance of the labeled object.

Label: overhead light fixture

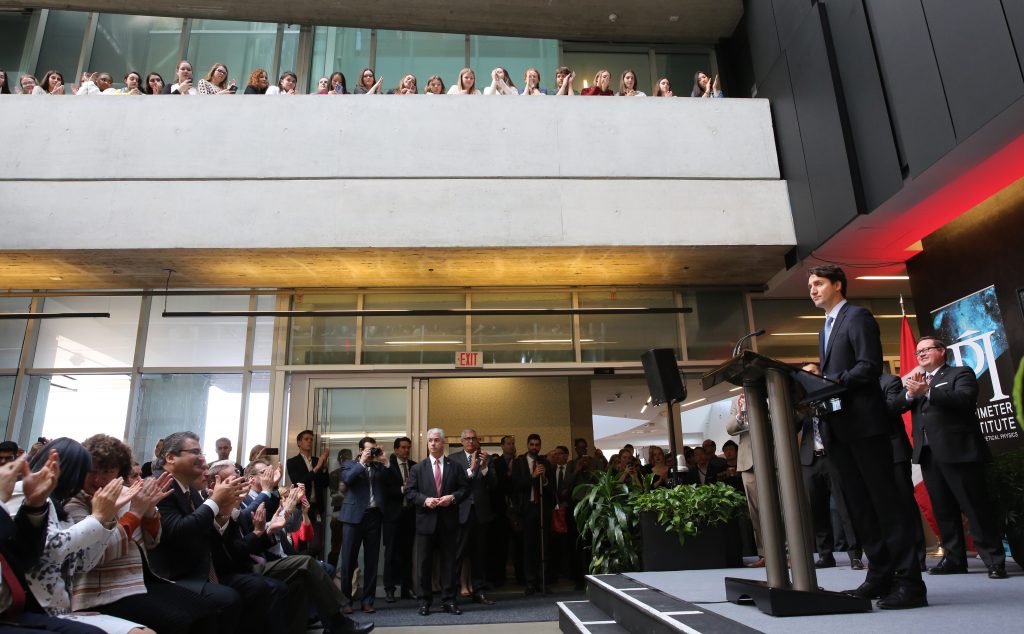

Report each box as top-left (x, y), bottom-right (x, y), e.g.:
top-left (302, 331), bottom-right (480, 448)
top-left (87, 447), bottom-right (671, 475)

top-left (856, 276), bottom-right (909, 280)
top-left (608, 13), bottom-right (618, 22)
top-left (516, 338), bottom-right (595, 344)
top-left (48, 276), bottom-right (63, 281)
top-left (682, 398), bottom-right (706, 407)
top-left (0, 312), bottom-right (110, 320)
top-left (797, 314), bottom-right (915, 319)
top-left (321, 431), bottom-right (406, 440)
top-left (730, 386), bottom-right (743, 392)
top-left (384, 340), bottom-right (463, 345)
top-left (161, 307), bottom-right (692, 318)
top-left (769, 332), bottom-right (818, 336)
top-left (669, 15), bottom-right (679, 22)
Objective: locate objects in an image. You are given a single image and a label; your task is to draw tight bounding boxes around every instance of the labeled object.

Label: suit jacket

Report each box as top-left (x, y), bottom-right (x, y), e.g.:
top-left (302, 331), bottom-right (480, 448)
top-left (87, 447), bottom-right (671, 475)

top-left (338, 458), bottom-right (397, 524)
top-left (149, 484), bottom-right (218, 582)
top-left (891, 364), bottom-right (987, 464)
top-left (678, 466), bottom-right (718, 486)
top-left (0, 503), bottom-right (47, 595)
top-left (449, 450), bottom-right (497, 524)
top-left (405, 454), bottom-right (469, 535)
top-left (509, 454), bottom-right (554, 511)
top-left (286, 453), bottom-right (330, 516)
top-left (880, 373), bottom-right (914, 463)
top-left (384, 455), bottom-right (417, 522)
top-left (818, 302), bottom-right (889, 441)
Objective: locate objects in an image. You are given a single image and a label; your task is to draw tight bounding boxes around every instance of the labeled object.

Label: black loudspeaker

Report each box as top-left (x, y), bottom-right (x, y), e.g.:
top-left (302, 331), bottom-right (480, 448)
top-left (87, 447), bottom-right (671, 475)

top-left (641, 348), bottom-right (686, 405)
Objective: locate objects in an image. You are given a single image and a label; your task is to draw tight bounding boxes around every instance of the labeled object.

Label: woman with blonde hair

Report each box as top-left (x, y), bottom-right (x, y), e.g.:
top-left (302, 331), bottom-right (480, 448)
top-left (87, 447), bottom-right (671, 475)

top-left (424, 75), bottom-right (445, 95)
top-left (447, 67), bottom-right (480, 94)
top-left (580, 69), bottom-right (613, 96)
top-left (389, 74), bottom-right (418, 94)
top-left (197, 62), bottom-right (236, 94)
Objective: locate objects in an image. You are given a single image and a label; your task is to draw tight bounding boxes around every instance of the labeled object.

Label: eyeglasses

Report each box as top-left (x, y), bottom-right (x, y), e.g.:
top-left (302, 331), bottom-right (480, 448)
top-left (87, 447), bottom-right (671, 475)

top-left (175, 448), bottom-right (204, 455)
top-left (462, 437), bottom-right (478, 442)
top-left (916, 346), bottom-right (943, 356)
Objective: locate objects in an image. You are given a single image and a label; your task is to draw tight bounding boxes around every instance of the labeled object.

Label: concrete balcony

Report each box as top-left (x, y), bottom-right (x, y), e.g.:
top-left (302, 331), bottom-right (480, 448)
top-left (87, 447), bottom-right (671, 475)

top-left (0, 96), bottom-right (793, 289)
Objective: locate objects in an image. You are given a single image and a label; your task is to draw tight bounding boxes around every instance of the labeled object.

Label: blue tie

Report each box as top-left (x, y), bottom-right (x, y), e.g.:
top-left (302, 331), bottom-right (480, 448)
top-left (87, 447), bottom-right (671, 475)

top-left (824, 315), bottom-right (835, 350)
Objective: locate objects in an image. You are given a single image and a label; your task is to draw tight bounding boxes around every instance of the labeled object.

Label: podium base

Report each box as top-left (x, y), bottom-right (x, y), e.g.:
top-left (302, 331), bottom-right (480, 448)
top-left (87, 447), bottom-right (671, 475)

top-left (724, 577), bottom-right (872, 616)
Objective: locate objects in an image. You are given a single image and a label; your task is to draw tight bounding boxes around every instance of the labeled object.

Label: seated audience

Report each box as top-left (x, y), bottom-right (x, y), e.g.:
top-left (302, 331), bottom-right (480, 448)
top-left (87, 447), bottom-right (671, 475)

top-left (520, 67), bottom-right (546, 95)
top-left (580, 69), bottom-right (613, 96)
top-left (653, 77), bottom-right (674, 97)
top-left (0, 440), bottom-right (18, 465)
top-left (618, 69), bottom-right (646, 96)
top-left (483, 68), bottom-right (517, 95)
top-left (354, 68), bottom-right (383, 94)
top-left (197, 63), bottom-right (236, 95)
top-left (266, 71), bottom-right (299, 95)
top-left (691, 70), bottom-right (723, 98)
top-left (245, 68), bottom-right (270, 94)
top-left (165, 60), bottom-right (196, 95)
top-left (447, 68), bottom-right (480, 95)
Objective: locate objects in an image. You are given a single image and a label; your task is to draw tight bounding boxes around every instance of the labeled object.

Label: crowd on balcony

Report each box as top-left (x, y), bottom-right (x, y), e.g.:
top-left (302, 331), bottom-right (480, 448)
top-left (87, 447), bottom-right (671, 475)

top-left (0, 64), bottom-right (724, 98)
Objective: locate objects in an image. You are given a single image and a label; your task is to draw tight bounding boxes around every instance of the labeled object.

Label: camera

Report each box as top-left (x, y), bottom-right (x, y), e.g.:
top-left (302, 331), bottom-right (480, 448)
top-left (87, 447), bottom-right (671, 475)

top-left (369, 447), bottom-right (383, 458)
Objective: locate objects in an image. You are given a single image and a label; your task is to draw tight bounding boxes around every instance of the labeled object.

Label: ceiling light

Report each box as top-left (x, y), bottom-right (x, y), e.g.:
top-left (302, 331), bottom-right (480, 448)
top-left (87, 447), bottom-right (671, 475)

top-left (640, 403), bottom-right (648, 414)
top-left (48, 275), bottom-right (63, 281)
top-left (855, 276), bottom-right (909, 280)
top-left (608, 13), bottom-right (618, 22)
top-left (730, 386), bottom-right (743, 392)
top-left (669, 16), bottom-right (679, 22)
top-left (682, 398), bottom-right (706, 407)
top-left (797, 314), bottom-right (914, 319)
top-left (769, 332), bottom-right (818, 336)
top-left (384, 340), bottom-right (463, 345)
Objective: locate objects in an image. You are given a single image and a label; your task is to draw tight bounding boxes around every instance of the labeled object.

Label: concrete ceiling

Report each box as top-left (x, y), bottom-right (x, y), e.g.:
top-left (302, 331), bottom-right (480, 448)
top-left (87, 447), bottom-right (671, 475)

top-left (0, 245), bottom-right (789, 291)
top-left (3, 1), bottom-right (744, 43)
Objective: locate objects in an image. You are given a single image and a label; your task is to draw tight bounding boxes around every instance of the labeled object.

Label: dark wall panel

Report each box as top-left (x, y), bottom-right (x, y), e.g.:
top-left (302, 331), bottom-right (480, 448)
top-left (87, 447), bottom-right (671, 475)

top-left (1004, 0), bottom-right (1024, 74)
top-left (923, 0), bottom-right (1024, 141)
top-left (822, 0), bottom-right (903, 212)
top-left (772, 0), bottom-right (816, 54)
top-left (787, 4), bottom-right (860, 241)
top-left (745, 0), bottom-right (782, 83)
top-left (761, 54), bottom-right (819, 253)
top-left (864, 0), bottom-right (955, 177)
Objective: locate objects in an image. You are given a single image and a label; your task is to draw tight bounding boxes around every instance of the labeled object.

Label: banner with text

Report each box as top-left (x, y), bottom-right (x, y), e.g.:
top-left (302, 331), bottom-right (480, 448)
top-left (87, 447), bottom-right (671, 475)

top-left (931, 285), bottom-right (1021, 454)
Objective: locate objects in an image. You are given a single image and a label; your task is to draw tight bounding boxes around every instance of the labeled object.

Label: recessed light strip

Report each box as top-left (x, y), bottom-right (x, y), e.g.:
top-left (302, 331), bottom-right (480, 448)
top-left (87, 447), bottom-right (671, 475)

top-left (160, 307), bottom-right (694, 318)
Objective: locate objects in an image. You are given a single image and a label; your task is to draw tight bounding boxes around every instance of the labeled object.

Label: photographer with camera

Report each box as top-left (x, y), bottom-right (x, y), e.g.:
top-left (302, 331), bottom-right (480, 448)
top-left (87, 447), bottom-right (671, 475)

top-left (339, 437), bottom-right (399, 614)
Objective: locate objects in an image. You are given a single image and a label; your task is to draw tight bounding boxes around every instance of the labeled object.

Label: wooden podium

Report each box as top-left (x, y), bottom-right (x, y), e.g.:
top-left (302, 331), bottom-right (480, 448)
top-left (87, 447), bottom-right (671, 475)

top-left (701, 351), bottom-right (871, 616)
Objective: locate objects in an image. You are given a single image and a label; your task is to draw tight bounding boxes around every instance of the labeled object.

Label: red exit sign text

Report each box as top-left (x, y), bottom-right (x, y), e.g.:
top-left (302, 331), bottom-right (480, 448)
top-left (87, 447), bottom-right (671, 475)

top-left (455, 352), bottom-right (483, 368)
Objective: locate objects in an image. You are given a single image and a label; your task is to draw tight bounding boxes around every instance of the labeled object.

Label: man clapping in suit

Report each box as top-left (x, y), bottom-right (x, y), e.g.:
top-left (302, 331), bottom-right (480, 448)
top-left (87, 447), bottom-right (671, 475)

top-left (450, 428), bottom-right (497, 605)
top-left (892, 336), bottom-right (1006, 579)
top-left (406, 428), bottom-right (469, 616)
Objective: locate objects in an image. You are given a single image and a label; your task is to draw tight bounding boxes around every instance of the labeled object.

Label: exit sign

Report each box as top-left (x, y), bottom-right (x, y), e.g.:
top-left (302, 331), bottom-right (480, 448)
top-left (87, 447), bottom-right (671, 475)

top-left (455, 352), bottom-right (483, 368)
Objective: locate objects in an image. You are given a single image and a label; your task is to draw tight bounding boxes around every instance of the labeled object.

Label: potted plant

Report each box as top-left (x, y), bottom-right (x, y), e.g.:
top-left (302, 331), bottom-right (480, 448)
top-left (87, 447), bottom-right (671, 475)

top-left (634, 481), bottom-right (748, 570)
top-left (573, 469), bottom-right (645, 574)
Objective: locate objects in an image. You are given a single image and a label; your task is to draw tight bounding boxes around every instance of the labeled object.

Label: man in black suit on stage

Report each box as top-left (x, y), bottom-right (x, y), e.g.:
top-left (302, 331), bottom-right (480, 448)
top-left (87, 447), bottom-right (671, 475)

top-left (406, 428), bottom-right (469, 616)
top-left (510, 433), bottom-right (554, 595)
top-left (383, 436), bottom-right (416, 603)
top-left (450, 428), bottom-right (497, 605)
top-left (808, 265), bottom-right (926, 609)
top-left (286, 429), bottom-right (331, 557)
top-left (891, 336), bottom-right (1006, 579)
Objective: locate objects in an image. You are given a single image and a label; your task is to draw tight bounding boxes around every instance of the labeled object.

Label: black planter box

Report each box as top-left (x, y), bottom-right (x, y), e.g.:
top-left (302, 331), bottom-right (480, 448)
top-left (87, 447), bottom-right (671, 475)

top-left (640, 511), bottom-right (744, 571)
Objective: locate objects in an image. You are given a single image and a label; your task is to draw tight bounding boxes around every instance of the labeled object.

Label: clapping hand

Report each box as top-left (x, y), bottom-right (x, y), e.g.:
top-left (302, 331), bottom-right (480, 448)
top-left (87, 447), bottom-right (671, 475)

top-left (22, 449), bottom-right (60, 507)
top-left (91, 477), bottom-right (127, 524)
top-left (904, 371), bottom-right (929, 398)
top-left (129, 472), bottom-right (174, 518)
top-left (0, 457), bottom-right (27, 503)
top-left (261, 464), bottom-right (282, 492)
top-left (252, 502), bottom-right (267, 536)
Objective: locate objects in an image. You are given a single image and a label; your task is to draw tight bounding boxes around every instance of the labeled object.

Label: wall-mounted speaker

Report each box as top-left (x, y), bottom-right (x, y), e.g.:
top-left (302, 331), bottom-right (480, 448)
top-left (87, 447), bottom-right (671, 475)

top-left (641, 348), bottom-right (686, 405)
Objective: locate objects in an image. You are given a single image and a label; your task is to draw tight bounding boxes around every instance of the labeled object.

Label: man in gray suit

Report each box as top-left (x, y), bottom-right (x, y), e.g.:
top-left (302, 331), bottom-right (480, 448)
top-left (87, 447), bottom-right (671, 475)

top-left (727, 393), bottom-right (765, 567)
top-left (449, 428), bottom-right (497, 605)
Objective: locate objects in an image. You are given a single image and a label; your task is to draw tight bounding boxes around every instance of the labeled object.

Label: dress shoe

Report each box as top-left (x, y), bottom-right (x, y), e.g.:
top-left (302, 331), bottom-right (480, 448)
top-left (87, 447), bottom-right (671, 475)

top-left (988, 564), bottom-right (1008, 579)
top-left (876, 583), bottom-right (928, 610)
top-left (442, 603), bottom-right (462, 615)
top-left (341, 605), bottom-right (353, 615)
top-left (815, 556), bottom-right (836, 568)
top-left (328, 613), bottom-right (374, 634)
top-left (401, 589), bottom-right (416, 600)
top-left (745, 557), bottom-right (765, 568)
top-left (384, 591), bottom-right (396, 603)
top-left (418, 605), bottom-right (430, 616)
top-left (361, 603), bottom-right (376, 614)
top-left (850, 558), bottom-right (864, 570)
top-left (843, 580), bottom-right (891, 600)
top-left (472, 592), bottom-right (495, 605)
top-left (929, 559), bottom-right (967, 575)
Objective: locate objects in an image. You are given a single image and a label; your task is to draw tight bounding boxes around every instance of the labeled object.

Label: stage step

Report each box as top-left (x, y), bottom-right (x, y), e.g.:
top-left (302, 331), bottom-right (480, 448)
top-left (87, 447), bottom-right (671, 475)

top-left (558, 573), bottom-right (761, 634)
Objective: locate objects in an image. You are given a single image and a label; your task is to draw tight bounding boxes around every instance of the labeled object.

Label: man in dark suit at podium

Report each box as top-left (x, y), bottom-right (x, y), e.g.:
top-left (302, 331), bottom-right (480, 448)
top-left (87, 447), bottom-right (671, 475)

top-left (406, 428), bottom-right (469, 616)
top-left (808, 265), bottom-right (926, 609)
top-left (891, 337), bottom-right (1006, 579)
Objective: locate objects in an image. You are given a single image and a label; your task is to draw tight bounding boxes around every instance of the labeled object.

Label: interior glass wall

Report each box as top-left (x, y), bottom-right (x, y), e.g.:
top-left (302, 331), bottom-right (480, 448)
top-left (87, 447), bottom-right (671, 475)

top-left (563, 50), bottom-right (651, 95)
top-left (187, 19), bottom-right (279, 90)
top-left (0, 376), bottom-right (15, 432)
top-left (0, 298), bottom-right (29, 368)
top-left (374, 30), bottom-right (465, 93)
top-left (471, 292), bottom-right (573, 363)
top-left (362, 293), bottom-right (465, 364)
top-left (469, 35), bottom-right (558, 92)
top-left (243, 372), bottom-right (271, 461)
top-left (145, 294), bottom-right (250, 367)
top-left (21, 373), bottom-right (131, 448)
top-left (34, 296), bottom-right (141, 369)
top-left (289, 293), bottom-right (359, 365)
top-left (309, 26), bottom-right (371, 93)
top-left (682, 290), bottom-right (747, 360)
top-left (654, 52), bottom-right (713, 96)
top-left (34, 10), bottom-right (90, 81)
top-left (578, 290), bottom-right (679, 362)
top-left (90, 14), bottom-right (184, 84)
top-left (0, 10), bottom-right (33, 73)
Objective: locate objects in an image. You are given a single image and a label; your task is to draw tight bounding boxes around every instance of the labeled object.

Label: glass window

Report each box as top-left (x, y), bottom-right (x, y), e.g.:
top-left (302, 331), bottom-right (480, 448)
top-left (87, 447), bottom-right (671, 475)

top-left (471, 292), bottom-right (573, 363)
top-left (319, 386), bottom-right (407, 437)
top-left (0, 10), bottom-right (33, 73)
top-left (562, 50), bottom-right (651, 95)
top-left (34, 296), bottom-right (140, 368)
top-left (0, 298), bottom-right (30, 368)
top-left (279, 24), bottom-right (299, 80)
top-left (0, 375), bottom-right (15, 433)
top-left (654, 51), bottom-right (714, 97)
top-left (133, 373), bottom-right (243, 466)
top-left (470, 35), bottom-right (558, 92)
top-left (187, 19), bottom-right (279, 92)
top-left (578, 290), bottom-right (679, 362)
top-left (309, 26), bottom-right (371, 93)
top-left (251, 295), bottom-right (277, 366)
top-left (145, 294), bottom-right (249, 367)
top-left (21, 374), bottom-right (130, 448)
top-left (242, 372), bottom-right (270, 462)
top-left (682, 290), bottom-right (748, 361)
top-left (363, 293), bottom-right (465, 364)
top-left (34, 10), bottom-right (89, 81)
top-left (374, 30), bottom-right (466, 93)
top-left (90, 14), bottom-right (183, 85)
top-left (289, 293), bottom-right (358, 365)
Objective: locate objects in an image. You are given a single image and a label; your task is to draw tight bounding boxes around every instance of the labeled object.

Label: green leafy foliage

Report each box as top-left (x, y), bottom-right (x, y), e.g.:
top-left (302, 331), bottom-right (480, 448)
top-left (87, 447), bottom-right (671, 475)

top-left (987, 446), bottom-right (1024, 536)
top-left (634, 482), bottom-right (748, 547)
top-left (572, 470), bottom-right (650, 574)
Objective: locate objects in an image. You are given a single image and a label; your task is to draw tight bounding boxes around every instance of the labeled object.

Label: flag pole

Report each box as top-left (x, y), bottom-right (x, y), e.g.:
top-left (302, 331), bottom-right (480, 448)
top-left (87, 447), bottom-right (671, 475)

top-left (899, 294), bottom-right (906, 317)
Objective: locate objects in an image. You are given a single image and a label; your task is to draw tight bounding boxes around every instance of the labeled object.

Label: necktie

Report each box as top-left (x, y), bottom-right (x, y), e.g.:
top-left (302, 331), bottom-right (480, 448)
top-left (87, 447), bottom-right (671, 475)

top-left (824, 315), bottom-right (835, 350)
top-left (0, 552), bottom-right (26, 617)
top-left (433, 459), bottom-right (442, 495)
top-left (557, 465), bottom-right (564, 490)
top-left (401, 462), bottom-right (410, 507)
top-left (812, 415), bottom-right (823, 449)
top-left (925, 373), bottom-right (932, 385)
